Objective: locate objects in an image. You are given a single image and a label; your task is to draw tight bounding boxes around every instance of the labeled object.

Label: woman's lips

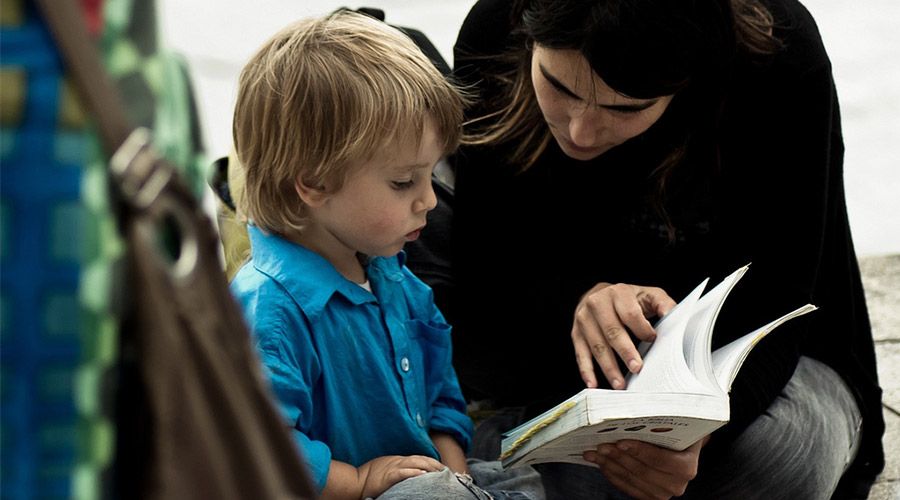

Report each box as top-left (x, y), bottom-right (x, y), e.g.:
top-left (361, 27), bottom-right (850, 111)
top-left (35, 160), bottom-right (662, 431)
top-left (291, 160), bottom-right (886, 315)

top-left (562, 136), bottom-right (601, 154)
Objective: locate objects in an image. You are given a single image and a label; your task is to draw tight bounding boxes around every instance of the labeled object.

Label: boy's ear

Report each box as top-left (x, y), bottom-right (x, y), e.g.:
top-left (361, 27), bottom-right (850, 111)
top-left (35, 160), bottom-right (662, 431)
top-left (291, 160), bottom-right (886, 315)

top-left (294, 177), bottom-right (329, 207)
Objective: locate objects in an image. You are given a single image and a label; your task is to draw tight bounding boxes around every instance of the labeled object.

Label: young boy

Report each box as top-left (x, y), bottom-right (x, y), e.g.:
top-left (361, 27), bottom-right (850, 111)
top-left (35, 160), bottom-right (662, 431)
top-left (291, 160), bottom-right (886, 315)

top-left (229, 11), bottom-right (541, 500)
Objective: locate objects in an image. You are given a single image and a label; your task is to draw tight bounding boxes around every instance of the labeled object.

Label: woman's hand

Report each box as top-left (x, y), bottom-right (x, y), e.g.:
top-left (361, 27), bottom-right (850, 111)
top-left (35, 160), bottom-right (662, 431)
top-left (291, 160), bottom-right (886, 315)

top-left (571, 283), bottom-right (676, 389)
top-left (583, 438), bottom-right (707, 500)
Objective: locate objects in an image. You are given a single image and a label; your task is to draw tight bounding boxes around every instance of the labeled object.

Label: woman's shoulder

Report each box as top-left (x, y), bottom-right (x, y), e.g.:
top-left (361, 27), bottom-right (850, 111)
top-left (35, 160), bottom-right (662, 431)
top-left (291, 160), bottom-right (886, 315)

top-left (766, 0), bottom-right (833, 75)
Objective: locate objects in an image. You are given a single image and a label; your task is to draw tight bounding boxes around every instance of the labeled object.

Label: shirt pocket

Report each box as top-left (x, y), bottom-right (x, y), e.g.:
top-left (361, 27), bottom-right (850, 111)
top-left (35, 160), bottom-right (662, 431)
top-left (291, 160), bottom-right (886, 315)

top-left (405, 319), bottom-right (453, 405)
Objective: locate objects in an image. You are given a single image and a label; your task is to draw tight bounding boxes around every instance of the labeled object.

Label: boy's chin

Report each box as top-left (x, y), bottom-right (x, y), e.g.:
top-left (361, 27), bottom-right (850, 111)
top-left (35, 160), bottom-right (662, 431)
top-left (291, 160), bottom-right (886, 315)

top-left (366, 244), bottom-right (405, 258)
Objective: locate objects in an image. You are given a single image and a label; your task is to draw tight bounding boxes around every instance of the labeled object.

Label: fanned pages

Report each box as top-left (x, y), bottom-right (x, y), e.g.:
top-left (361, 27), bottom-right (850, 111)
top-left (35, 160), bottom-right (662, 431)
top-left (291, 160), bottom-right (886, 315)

top-left (499, 264), bottom-right (816, 469)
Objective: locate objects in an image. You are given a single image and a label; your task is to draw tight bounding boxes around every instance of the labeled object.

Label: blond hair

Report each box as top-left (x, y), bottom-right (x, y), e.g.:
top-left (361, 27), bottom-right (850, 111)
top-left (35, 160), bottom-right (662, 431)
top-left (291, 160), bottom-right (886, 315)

top-left (232, 10), bottom-right (465, 235)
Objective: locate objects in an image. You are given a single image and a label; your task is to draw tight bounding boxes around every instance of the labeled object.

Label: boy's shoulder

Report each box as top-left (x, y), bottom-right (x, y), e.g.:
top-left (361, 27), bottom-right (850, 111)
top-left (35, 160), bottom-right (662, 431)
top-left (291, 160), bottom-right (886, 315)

top-left (369, 252), bottom-right (446, 323)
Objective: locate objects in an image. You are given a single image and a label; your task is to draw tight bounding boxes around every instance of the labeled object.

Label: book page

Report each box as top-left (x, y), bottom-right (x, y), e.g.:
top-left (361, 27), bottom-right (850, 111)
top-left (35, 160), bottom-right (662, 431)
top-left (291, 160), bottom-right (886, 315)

top-left (503, 391), bottom-right (728, 468)
top-left (682, 266), bottom-right (749, 395)
top-left (627, 279), bottom-right (711, 394)
top-left (711, 304), bottom-right (818, 391)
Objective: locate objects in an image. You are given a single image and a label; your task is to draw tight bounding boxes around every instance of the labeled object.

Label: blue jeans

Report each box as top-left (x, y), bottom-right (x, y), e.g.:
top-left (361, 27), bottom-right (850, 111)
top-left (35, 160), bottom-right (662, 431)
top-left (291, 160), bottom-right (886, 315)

top-left (470, 357), bottom-right (862, 500)
top-left (374, 459), bottom-right (545, 500)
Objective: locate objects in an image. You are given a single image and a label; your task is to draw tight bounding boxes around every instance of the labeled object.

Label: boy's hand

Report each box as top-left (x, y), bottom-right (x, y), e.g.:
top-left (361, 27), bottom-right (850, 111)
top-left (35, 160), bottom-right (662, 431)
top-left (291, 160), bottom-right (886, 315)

top-left (357, 455), bottom-right (445, 499)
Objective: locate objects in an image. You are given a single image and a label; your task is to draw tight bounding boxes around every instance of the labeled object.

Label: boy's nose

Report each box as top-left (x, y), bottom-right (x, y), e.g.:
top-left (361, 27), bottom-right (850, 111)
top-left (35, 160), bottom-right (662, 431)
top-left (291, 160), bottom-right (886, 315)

top-left (415, 180), bottom-right (437, 213)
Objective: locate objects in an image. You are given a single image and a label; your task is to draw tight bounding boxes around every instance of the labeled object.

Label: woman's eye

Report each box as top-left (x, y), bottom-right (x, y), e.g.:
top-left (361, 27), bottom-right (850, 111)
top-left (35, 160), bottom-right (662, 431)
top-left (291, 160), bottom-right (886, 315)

top-left (392, 180), bottom-right (415, 190)
top-left (608, 107), bottom-right (642, 116)
top-left (550, 81), bottom-right (577, 100)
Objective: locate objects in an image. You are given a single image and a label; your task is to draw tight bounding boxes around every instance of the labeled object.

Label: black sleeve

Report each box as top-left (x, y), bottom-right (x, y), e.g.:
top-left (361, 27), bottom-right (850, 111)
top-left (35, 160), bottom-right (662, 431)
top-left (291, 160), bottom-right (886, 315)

top-left (709, 35), bottom-right (853, 445)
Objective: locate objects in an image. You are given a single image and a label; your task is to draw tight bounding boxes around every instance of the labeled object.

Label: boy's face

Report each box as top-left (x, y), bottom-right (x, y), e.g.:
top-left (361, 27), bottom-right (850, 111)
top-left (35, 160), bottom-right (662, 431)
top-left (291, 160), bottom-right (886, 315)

top-left (300, 119), bottom-right (443, 268)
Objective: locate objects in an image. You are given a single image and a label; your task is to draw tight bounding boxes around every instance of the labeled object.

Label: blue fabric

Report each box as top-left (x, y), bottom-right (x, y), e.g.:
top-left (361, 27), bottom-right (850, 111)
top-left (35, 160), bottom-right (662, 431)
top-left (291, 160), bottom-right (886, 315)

top-left (231, 225), bottom-right (473, 493)
top-left (1, 5), bottom-right (86, 498)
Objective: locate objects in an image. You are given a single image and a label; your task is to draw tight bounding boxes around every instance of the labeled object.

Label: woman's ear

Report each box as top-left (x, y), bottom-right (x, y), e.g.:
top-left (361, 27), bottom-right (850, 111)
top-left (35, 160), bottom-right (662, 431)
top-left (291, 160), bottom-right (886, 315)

top-left (294, 177), bottom-right (329, 207)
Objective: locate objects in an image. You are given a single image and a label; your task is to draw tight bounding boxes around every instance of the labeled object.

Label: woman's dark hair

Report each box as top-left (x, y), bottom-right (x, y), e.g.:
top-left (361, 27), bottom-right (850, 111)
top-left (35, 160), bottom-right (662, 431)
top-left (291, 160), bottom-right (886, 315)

top-left (464, 0), bottom-right (781, 237)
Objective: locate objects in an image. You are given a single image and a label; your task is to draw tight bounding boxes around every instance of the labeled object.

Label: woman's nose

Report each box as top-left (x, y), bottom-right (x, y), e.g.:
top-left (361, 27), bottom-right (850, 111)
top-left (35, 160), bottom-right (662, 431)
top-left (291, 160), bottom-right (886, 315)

top-left (568, 110), bottom-right (603, 147)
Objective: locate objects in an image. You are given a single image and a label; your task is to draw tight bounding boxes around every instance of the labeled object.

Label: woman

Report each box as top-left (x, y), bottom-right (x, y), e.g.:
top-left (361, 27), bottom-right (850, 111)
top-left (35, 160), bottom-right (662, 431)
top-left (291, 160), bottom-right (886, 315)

top-left (408, 0), bottom-right (885, 498)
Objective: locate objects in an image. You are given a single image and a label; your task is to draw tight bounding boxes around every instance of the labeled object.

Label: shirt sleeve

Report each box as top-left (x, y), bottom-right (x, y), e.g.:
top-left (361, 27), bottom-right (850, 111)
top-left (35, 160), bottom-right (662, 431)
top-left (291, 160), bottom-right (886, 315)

top-left (712, 60), bottom-right (842, 443)
top-left (233, 277), bottom-right (334, 492)
top-left (403, 267), bottom-right (474, 451)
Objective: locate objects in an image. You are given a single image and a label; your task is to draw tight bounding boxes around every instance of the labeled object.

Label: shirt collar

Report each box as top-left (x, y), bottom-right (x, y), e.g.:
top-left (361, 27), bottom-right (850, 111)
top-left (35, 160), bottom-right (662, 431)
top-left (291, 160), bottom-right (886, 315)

top-left (247, 225), bottom-right (378, 319)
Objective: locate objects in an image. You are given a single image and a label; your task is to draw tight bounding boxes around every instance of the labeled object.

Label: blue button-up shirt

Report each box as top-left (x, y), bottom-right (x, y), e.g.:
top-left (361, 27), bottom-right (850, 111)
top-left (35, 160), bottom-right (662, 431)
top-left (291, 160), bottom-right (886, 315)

top-left (231, 226), bottom-right (473, 492)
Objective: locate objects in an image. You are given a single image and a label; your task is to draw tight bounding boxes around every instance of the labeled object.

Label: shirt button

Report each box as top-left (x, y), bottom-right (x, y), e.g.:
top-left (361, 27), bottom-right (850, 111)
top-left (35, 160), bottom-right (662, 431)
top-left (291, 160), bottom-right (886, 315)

top-left (416, 412), bottom-right (425, 427)
top-left (400, 357), bottom-right (410, 372)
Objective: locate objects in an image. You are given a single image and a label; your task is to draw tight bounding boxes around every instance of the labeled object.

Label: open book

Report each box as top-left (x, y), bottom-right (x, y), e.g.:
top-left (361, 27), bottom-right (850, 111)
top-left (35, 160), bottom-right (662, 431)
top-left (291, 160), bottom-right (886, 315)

top-left (499, 265), bottom-right (816, 469)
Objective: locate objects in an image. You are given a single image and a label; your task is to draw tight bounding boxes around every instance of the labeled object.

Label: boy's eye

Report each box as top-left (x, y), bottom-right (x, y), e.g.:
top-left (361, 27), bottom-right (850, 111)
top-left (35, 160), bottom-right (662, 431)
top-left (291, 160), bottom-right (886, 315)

top-left (392, 180), bottom-right (415, 190)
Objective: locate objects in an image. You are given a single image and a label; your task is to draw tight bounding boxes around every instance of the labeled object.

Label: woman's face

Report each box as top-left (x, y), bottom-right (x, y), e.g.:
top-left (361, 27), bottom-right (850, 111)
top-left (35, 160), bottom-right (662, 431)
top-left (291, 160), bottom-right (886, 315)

top-left (531, 45), bottom-right (674, 161)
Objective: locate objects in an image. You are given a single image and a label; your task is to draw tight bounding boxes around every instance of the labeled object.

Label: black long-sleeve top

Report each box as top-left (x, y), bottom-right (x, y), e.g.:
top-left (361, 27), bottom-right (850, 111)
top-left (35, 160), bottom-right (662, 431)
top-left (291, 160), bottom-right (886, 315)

top-left (418, 0), bottom-right (884, 492)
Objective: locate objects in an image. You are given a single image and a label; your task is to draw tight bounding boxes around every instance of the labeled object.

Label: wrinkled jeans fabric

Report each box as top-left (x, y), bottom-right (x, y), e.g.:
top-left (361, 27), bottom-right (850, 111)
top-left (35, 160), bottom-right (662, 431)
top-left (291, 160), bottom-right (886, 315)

top-left (375, 459), bottom-right (544, 500)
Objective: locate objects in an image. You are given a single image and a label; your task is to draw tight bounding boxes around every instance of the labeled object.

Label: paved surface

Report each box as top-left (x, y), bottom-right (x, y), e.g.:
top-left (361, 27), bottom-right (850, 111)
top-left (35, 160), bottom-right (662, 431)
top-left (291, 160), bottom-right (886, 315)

top-left (860, 254), bottom-right (900, 499)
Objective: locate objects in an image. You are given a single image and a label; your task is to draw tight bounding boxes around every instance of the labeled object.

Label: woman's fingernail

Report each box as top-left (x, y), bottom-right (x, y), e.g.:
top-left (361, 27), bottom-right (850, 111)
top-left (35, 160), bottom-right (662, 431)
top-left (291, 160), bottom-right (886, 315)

top-left (628, 359), bottom-right (641, 372)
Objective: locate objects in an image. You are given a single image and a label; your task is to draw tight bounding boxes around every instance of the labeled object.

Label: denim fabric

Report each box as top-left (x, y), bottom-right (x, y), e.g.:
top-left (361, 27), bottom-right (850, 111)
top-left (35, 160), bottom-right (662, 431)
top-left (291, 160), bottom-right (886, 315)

top-left (681, 356), bottom-right (862, 500)
top-left (375, 460), bottom-right (544, 500)
top-left (471, 356), bottom-right (862, 500)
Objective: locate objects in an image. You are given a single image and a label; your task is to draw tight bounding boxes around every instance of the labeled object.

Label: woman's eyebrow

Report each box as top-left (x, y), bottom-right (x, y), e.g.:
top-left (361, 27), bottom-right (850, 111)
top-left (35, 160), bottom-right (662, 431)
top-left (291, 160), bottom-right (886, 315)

top-left (539, 64), bottom-right (583, 100)
top-left (539, 63), bottom-right (659, 112)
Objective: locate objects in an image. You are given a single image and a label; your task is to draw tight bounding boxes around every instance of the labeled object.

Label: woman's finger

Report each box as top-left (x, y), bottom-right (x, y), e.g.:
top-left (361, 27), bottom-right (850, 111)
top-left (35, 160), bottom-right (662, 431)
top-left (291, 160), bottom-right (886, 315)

top-left (572, 324), bottom-right (599, 388)
top-left (585, 449), bottom-right (663, 500)
top-left (612, 286), bottom-right (657, 343)
top-left (594, 285), bottom-right (644, 376)
top-left (576, 299), bottom-right (627, 389)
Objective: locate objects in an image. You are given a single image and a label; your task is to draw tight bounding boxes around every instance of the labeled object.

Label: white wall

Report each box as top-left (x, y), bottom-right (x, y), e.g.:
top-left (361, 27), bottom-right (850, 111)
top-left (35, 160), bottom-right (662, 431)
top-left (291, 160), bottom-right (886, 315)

top-left (158, 0), bottom-right (899, 256)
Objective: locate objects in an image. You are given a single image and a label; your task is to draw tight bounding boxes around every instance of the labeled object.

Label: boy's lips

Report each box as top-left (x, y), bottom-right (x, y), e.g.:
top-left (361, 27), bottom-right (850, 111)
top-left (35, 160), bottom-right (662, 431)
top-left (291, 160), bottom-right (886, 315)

top-left (405, 225), bottom-right (425, 241)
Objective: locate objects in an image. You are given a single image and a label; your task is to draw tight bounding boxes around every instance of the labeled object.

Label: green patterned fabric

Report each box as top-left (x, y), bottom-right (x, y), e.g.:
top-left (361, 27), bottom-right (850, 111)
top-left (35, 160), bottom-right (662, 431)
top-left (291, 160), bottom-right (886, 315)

top-left (0, 0), bottom-right (207, 498)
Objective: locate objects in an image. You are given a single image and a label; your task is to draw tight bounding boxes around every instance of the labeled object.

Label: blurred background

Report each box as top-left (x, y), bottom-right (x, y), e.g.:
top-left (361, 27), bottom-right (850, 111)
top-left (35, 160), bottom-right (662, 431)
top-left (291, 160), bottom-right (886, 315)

top-left (158, 3), bottom-right (900, 499)
top-left (159, 0), bottom-right (900, 257)
top-left (0, 1), bottom-right (896, 499)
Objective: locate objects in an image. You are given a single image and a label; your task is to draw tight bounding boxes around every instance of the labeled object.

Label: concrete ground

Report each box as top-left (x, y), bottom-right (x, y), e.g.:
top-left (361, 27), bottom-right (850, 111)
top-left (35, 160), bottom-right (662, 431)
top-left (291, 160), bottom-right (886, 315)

top-left (860, 254), bottom-right (900, 499)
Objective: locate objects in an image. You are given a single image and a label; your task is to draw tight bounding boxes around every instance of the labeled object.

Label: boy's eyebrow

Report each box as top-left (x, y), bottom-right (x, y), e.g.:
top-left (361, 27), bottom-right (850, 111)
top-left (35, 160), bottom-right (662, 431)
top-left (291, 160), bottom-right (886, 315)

top-left (390, 162), bottom-right (432, 174)
top-left (539, 63), bottom-right (658, 112)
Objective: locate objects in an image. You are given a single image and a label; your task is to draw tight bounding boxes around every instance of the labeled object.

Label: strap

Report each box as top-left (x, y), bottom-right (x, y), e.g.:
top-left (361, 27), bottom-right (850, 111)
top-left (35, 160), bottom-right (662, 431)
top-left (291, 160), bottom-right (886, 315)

top-left (34, 0), bottom-right (132, 157)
